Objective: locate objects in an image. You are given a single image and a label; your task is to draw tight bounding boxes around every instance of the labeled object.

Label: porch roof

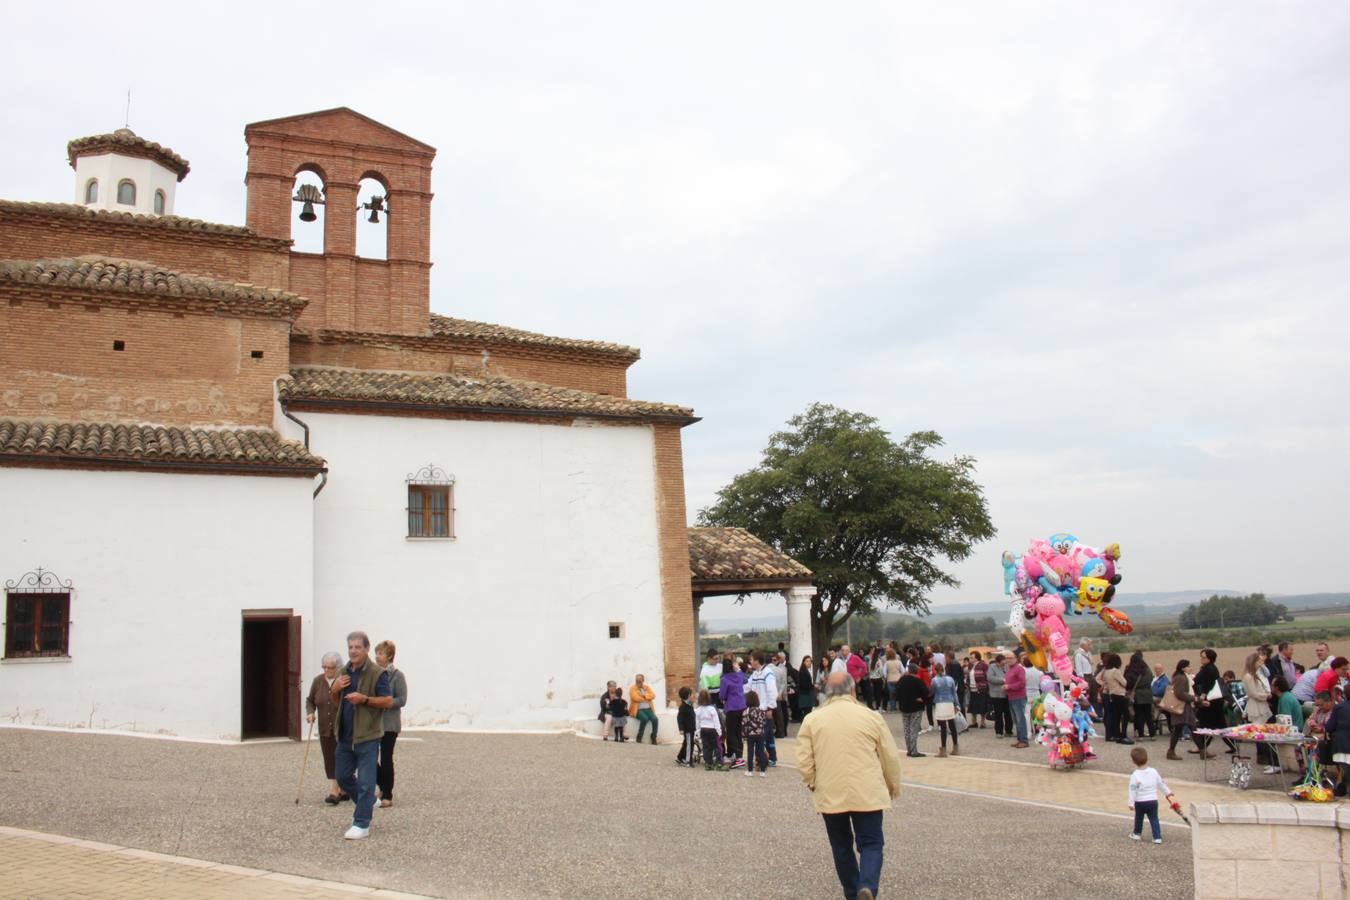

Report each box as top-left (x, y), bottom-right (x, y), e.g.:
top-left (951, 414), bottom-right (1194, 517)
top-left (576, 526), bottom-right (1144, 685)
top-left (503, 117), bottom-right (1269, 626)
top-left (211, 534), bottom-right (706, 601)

top-left (688, 527), bottom-right (813, 596)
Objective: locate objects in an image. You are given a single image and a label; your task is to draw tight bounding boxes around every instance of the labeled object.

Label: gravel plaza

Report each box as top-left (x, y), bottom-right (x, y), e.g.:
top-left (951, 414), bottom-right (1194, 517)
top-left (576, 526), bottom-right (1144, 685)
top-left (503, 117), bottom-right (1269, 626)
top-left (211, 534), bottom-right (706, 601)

top-left (0, 718), bottom-right (1218, 899)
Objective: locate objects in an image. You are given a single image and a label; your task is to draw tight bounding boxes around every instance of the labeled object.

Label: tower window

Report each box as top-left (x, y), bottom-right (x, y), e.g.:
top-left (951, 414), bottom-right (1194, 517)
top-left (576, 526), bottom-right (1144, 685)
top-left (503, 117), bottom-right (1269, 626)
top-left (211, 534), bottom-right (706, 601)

top-left (84, 179), bottom-right (98, 204)
top-left (117, 180), bottom-right (136, 206)
top-left (153, 190), bottom-right (165, 215)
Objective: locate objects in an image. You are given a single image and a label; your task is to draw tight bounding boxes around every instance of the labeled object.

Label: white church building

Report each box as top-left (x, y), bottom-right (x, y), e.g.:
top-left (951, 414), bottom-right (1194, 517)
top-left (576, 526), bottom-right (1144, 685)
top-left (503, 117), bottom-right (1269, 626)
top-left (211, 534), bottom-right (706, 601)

top-left (0, 108), bottom-right (711, 741)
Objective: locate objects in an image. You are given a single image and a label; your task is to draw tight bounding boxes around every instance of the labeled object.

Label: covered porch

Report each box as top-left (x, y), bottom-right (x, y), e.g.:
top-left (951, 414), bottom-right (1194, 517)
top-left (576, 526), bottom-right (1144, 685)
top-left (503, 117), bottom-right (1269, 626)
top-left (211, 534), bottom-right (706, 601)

top-left (688, 526), bottom-right (815, 665)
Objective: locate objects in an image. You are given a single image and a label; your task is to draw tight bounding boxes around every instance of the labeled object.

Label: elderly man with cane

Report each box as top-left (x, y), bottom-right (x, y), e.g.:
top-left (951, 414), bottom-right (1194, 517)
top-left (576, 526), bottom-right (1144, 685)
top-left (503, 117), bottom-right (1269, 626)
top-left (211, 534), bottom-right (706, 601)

top-left (797, 671), bottom-right (902, 900)
top-left (331, 631), bottom-right (394, 840)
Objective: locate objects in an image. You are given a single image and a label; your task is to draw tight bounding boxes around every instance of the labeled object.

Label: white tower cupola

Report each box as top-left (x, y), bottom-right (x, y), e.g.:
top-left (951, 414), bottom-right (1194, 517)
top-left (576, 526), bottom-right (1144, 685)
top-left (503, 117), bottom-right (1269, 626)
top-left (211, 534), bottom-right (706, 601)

top-left (67, 128), bottom-right (190, 217)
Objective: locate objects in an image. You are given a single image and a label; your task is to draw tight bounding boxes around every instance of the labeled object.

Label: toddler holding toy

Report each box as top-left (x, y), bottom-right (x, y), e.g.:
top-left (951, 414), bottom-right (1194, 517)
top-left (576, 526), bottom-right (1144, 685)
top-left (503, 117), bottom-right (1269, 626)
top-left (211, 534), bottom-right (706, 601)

top-left (1128, 747), bottom-right (1177, 843)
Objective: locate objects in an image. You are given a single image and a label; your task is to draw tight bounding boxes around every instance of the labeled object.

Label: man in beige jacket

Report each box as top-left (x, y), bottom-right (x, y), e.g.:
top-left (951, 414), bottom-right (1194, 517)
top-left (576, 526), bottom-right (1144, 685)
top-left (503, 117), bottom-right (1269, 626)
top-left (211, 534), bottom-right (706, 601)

top-left (797, 672), bottom-right (902, 900)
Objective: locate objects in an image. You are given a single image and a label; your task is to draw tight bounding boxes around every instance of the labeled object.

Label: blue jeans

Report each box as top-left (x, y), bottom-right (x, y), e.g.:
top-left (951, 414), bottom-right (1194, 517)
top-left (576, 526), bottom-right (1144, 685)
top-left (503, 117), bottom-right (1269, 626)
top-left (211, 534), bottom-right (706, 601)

top-left (822, 810), bottom-right (884, 899)
top-left (1133, 800), bottom-right (1161, 840)
top-left (1009, 698), bottom-right (1028, 742)
top-left (336, 738), bottom-right (379, 828)
top-left (763, 718), bottom-right (777, 763)
top-left (746, 736), bottom-right (769, 772)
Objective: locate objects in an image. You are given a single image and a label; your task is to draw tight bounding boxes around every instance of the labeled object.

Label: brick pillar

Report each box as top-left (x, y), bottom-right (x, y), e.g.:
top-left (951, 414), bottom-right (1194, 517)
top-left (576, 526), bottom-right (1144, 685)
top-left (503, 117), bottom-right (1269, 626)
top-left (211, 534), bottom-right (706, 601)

top-left (652, 423), bottom-right (695, 704)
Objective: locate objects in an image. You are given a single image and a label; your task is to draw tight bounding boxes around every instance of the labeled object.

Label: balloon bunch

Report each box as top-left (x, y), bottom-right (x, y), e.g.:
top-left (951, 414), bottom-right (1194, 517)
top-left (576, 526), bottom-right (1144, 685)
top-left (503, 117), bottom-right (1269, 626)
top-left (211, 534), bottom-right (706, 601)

top-left (1001, 533), bottom-right (1133, 686)
top-left (1037, 685), bottom-right (1098, 765)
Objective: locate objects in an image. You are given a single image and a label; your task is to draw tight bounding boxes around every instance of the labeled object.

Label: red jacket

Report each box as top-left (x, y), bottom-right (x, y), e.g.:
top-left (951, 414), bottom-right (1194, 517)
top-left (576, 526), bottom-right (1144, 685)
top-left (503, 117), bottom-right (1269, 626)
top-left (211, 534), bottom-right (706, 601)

top-left (846, 653), bottom-right (868, 684)
top-left (1005, 663), bottom-right (1027, 700)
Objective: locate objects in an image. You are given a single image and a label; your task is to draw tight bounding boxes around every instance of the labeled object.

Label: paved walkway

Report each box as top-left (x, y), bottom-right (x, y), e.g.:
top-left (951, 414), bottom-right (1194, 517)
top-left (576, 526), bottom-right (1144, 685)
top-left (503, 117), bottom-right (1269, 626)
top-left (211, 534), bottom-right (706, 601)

top-left (0, 826), bottom-right (427, 899)
top-left (0, 728), bottom-right (1199, 898)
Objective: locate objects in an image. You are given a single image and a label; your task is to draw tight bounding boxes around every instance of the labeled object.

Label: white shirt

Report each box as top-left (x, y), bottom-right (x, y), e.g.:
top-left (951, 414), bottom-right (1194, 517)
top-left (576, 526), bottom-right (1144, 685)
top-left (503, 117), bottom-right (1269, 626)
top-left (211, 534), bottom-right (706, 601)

top-left (1128, 767), bottom-right (1172, 805)
top-left (1024, 666), bottom-right (1044, 699)
top-left (932, 652), bottom-right (946, 669)
top-left (747, 666), bottom-right (778, 709)
top-left (831, 657), bottom-right (848, 675)
top-left (695, 705), bottom-right (722, 735)
top-left (1074, 648), bottom-right (1094, 677)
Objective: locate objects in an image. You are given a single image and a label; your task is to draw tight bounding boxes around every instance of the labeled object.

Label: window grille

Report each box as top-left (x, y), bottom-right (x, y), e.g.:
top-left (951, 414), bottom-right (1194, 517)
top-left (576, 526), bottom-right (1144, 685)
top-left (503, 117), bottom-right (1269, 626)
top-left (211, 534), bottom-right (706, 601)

top-left (4, 567), bottom-right (72, 659)
top-left (406, 465), bottom-right (455, 539)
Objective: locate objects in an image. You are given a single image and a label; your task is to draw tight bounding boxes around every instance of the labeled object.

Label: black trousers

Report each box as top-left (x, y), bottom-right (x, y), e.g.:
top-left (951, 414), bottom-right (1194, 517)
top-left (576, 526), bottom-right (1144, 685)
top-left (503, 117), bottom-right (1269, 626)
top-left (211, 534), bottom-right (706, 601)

top-left (377, 731), bottom-right (398, 799)
top-left (1133, 701), bottom-right (1155, 737)
top-left (991, 697), bottom-right (1012, 735)
top-left (775, 700), bottom-right (789, 738)
top-left (725, 710), bottom-right (744, 759)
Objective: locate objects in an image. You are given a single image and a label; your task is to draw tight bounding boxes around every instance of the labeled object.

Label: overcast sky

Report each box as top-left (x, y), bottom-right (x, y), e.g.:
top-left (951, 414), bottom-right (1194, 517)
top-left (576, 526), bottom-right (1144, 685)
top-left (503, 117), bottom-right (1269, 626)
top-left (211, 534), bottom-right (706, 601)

top-left (4, 3), bottom-right (1348, 611)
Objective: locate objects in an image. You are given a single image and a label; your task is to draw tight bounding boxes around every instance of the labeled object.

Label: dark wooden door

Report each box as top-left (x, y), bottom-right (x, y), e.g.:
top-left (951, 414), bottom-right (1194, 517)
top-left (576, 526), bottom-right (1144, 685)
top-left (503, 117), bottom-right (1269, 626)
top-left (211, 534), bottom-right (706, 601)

top-left (287, 615), bottom-right (302, 741)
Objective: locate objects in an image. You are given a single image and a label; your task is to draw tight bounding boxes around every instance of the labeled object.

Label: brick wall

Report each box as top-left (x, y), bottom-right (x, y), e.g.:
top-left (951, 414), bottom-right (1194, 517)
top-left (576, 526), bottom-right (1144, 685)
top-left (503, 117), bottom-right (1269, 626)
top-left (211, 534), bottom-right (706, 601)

top-left (0, 212), bottom-right (289, 289)
top-left (290, 337), bottom-right (630, 396)
top-left (1190, 801), bottom-right (1347, 899)
top-left (652, 422), bottom-right (695, 704)
top-left (1, 297), bottom-right (289, 425)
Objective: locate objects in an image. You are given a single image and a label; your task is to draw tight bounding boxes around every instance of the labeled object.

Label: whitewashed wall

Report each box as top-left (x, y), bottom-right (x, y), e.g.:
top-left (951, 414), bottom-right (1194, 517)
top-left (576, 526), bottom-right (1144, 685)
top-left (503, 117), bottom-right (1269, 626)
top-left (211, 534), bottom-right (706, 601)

top-left (293, 411), bottom-right (668, 729)
top-left (74, 153), bottom-right (178, 215)
top-left (0, 467), bottom-right (314, 740)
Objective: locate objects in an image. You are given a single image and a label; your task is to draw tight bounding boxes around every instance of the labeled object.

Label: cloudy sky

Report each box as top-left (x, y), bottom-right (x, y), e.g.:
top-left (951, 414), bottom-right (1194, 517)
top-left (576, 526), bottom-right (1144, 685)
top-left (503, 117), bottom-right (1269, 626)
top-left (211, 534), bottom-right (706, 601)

top-left (4, 3), bottom-right (1348, 612)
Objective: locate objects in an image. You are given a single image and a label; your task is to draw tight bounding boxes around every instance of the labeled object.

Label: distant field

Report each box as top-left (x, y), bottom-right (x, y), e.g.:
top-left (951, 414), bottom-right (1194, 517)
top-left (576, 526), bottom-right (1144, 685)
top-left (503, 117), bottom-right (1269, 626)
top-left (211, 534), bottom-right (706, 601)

top-left (1115, 640), bottom-right (1343, 678)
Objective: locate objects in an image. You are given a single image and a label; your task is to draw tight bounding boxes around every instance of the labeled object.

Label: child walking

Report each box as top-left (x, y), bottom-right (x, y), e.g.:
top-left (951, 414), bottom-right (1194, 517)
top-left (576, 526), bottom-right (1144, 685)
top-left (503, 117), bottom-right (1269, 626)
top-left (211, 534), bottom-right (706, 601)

top-left (742, 690), bottom-right (770, 777)
top-left (608, 686), bottom-right (630, 742)
top-left (695, 690), bottom-right (726, 771)
top-left (676, 686), bottom-right (696, 766)
top-left (1128, 747), bottom-right (1175, 844)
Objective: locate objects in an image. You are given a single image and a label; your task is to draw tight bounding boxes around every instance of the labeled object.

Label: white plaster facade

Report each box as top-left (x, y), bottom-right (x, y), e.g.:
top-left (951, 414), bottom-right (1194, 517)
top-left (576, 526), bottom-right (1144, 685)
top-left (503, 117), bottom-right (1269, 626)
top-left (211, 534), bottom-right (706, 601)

top-left (74, 152), bottom-right (178, 216)
top-left (286, 410), bottom-right (670, 730)
top-left (0, 467), bottom-right (313, 740)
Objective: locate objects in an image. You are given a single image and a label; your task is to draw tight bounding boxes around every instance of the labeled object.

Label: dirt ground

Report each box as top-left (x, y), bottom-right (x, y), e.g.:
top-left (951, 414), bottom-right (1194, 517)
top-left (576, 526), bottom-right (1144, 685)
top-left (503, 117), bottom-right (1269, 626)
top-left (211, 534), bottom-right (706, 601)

top-left (1110, 639), bottom-right (1343, 677)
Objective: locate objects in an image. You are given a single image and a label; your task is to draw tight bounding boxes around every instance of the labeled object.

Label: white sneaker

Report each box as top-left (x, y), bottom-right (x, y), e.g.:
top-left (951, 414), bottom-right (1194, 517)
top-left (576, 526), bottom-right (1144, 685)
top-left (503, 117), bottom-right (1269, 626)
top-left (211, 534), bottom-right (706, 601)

top-left (1129, 833), bottom-right (1140, 841)
top-left (745, 769), bottom-right (754, 777)
top-left (344, 825), bottom-right (370, 840)
top-left (1263, 766), bottom-right (1280, 775)
top-left (758, 771), bottom-right (767, 778)
top-left (1152, 838), bottom-right (1162, 844)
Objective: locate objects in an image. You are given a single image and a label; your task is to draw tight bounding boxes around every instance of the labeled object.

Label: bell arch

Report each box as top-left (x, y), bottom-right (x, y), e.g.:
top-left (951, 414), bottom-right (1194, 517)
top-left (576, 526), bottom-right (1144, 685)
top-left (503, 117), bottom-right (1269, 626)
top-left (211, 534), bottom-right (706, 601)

top-left (291, 166), bottom-right (326, 254)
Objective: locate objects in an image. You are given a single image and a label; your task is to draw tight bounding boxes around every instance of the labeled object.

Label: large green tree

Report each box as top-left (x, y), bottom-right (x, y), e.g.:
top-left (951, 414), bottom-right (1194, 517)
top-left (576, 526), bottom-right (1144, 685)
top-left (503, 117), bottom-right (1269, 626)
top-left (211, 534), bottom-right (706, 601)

top-left (1179, 593), bottom-right (1287, 630)
top-left (699, 404), bottom-right (996, 657)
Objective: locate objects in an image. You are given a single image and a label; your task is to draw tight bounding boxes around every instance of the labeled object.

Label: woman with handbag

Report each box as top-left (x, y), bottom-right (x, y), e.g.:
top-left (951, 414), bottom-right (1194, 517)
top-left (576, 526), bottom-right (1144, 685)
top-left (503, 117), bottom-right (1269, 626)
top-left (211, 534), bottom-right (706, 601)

top-left (931, 661), bottom-right (961, 757)
top-left (1192, 648), bottom-right (1234, 757)
top-left (1161, 660), bottom-right (1199, 760)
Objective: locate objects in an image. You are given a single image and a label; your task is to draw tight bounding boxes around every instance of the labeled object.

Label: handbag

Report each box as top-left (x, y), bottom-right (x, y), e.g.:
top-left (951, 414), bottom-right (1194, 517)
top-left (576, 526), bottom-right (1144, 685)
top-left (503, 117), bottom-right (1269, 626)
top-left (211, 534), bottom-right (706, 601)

top-left (1206, 680), bottom-right (1224, 702)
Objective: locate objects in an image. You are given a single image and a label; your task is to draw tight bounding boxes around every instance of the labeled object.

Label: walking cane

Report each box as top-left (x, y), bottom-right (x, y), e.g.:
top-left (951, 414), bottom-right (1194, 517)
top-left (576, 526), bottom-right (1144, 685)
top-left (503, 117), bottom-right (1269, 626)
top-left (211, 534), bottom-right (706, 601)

top-left (294, 719), bottom-right (315, 805)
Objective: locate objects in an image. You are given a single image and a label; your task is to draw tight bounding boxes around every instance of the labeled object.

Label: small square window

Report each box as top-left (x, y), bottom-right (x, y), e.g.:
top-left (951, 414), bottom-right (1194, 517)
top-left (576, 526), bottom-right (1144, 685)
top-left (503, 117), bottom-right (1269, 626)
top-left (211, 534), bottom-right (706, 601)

top-left (250, 350), bottom-right (264, 359)
top-left (608, 622), bottom-right (624, 640)
top-left (5, 592), bottom-right (71, 658)
top-left (112, 340), bottom-right (125, 351)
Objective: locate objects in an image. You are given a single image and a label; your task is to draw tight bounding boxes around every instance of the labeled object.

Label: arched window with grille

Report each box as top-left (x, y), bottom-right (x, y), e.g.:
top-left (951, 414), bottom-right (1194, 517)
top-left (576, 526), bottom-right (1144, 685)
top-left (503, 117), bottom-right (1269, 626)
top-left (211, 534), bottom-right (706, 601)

top-left (117, 179), bottom-right (136, 206)
top-left (4, 567), bottom-right (73, 659)
top-left (84, 179), bottom-right (99, 204)
top-left (153, 189), bottom-right (166, 215)
top-left (406, 465), bottom-right (455, 539)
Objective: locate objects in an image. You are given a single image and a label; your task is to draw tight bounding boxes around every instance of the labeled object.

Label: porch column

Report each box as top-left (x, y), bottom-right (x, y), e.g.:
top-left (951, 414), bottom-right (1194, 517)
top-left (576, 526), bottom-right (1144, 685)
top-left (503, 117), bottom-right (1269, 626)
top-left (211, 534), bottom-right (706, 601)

top-left (783, 585), bottom-right (815, 666)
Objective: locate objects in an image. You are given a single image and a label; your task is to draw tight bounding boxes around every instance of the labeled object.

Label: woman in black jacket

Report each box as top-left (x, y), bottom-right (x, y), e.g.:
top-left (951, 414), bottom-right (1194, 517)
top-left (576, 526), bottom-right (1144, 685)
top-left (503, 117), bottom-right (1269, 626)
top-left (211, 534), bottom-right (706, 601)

top-left (1191, 648), bottom-right (1235, 756)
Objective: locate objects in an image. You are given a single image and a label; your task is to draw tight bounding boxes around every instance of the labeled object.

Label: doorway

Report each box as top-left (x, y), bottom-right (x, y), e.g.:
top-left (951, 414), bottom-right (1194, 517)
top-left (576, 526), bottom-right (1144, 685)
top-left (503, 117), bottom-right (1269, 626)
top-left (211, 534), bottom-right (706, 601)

top-left (241, 612), bottom-right (301, 740)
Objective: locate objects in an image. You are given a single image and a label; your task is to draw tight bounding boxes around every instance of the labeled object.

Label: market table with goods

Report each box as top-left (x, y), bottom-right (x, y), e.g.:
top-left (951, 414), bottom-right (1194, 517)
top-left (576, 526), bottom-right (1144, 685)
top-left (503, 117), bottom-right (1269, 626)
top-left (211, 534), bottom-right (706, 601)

top-left (1193, 723), bottom-right (1327, 796)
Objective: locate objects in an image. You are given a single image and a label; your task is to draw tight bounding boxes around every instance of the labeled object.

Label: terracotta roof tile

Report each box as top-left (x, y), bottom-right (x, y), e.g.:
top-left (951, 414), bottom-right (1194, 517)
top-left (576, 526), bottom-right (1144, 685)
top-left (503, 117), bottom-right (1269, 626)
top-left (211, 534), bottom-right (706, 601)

top-left (0, 420), bottom-right (324, 474)
top-left (281, 366), bottom-right (695, 423)
top-left (67, 128), bottom-right (191, 181)
top-left (0, 199), bottom-right (275, 239)
top-left (429, 313), bottom-right (639, 361)
top-left (688, 527), bottom-right (813, 583)
top-left (0, 256), bottom-right (308, 318)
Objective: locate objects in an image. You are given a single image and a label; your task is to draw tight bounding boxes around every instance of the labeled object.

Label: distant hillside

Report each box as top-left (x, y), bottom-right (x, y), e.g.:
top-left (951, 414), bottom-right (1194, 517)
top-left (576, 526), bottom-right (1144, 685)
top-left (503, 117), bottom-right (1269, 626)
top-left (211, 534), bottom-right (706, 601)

top-left (706, 591), bottom-right (1350, 632)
